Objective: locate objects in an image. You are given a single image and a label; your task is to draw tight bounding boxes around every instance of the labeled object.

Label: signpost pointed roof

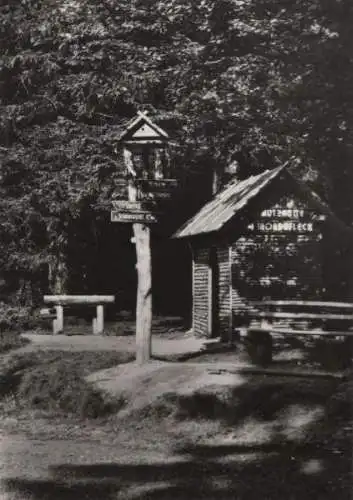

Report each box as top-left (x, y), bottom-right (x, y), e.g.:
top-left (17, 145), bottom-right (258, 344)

top-left (119, 111), bottom-right (169, 143)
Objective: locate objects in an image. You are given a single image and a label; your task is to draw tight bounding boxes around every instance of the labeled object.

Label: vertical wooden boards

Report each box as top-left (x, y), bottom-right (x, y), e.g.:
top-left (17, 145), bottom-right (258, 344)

top-left (207, 251), bottom-right (213, 337)
top-left (191, 245), bottom-right (195, 333)
top-left (193, 247), bottom-right (210, 336)
top-left (228, 245), bottom-right (233, 343)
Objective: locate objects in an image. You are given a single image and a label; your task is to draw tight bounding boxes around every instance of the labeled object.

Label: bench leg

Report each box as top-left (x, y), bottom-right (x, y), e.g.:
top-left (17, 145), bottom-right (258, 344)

top-left (93, 305), bottom-right (104, 335)
top-left (53, 305), bottom-right (64, 334)
top-left (245, 331), bottom-right (273, 367)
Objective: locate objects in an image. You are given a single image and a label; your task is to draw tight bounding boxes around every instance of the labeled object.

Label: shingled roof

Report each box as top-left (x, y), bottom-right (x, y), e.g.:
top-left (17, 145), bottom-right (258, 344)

top-left (173, 163), bottom-right (353, 239)
top-left (173, 166), bottom-right (285, 238)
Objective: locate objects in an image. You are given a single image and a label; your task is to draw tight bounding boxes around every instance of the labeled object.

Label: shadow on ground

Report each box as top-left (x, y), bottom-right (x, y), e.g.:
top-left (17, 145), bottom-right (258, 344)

top-left (3, 439), bottom-right (351, 500)
top-left (2, 372), bottom-right (352, 500)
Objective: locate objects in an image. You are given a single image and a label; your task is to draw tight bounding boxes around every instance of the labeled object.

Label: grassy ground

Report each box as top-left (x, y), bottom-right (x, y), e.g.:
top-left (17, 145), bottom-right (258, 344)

top-left (0, 331), bottom-right (30, 355)
top-left (0, 322), bottom-right (352, 499)
top-left (0, 349), bottom-right (134, 419)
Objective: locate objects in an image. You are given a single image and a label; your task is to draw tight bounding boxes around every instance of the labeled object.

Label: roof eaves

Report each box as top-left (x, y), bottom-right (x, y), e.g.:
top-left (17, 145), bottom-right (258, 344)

top-left (173, 165), bottom-right (285, 239)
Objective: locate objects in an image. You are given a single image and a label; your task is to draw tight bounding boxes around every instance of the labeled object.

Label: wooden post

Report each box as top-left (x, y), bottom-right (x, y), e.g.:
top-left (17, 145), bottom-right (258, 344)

top-left (127, 164), bottom-right (152, 364)
top-left (97, 304), bottom-right (104, 334)
top-left (119, 113), bottom-right (171, 364)
top-left (53, 305), bottom-right (64, 334)
top-left (93, 304), bottom-right (104, 335)
top-left (134, 223), bottom-right (152, 364)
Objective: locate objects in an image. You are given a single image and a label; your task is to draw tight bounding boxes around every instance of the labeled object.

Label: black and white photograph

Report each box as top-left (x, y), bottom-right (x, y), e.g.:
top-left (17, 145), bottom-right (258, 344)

top-left (0, 1), bottom-right (352, 498)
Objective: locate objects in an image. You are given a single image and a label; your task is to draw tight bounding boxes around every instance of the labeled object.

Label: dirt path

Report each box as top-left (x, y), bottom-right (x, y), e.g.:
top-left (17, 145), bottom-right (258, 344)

top-left (19, 332), bottom-right (206, 358)
top-left (0, 430), bottom-right (185, 500)
top-left (0, 335), bottom-right (350, 499)
top-left (0, 332), bottom-right (209, 499)
top-left (0, 416), bottom-right (350, 500)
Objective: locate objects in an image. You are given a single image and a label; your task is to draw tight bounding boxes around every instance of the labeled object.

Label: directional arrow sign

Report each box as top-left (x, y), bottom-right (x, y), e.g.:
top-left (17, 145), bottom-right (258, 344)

top-left (112, 200), bottom-right (157, 211)
top-left (134, 179), bottom-right (179, 190)
top-left (136, 190), bottom-right (172, 201)
top-left (111, 210), bottom-right (159, 224)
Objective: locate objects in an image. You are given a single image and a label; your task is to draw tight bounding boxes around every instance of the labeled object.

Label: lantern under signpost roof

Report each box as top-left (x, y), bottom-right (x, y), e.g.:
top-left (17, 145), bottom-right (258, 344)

top-left (119, 111), bottom-right (171, 181)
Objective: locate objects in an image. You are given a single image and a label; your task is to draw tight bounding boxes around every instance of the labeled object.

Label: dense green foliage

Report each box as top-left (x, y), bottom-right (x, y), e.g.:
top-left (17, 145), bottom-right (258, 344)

top-left (0, 0), bottom-right (352, 306)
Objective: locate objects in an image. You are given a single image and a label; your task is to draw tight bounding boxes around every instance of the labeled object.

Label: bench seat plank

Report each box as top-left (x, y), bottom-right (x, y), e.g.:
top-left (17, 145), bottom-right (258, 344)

top-left (251, 300), bottom-right (353, 309)
top-left (248, 327), bottom-right (353, 337)
top-left (247, 311), bottom-right (353, 321)
top-left (241, 300), bottom-right (353, 370)
top-left (44, 295), bottom-right (115, 305)
top-left (43, 295), bottom-right (115, 334)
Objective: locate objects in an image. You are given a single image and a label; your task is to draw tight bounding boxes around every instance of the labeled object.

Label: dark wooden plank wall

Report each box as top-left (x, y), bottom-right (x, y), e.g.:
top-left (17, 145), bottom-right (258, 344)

top-left (231, 233), bottom-right (323, 304)
top-left (231, 242), bottom-right (254, 327)
top-left (230, 190), bottom-right (326, 325)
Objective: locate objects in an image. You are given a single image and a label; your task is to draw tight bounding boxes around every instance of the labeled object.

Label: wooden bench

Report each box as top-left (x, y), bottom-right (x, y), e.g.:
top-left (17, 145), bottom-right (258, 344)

top-left (43, 295), bottom-right (115, 335)
top-left (238, 300), bottom-right (353, 368)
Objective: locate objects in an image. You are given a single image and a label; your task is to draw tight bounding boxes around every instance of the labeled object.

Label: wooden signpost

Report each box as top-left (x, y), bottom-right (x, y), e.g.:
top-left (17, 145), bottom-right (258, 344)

top-left (112, 200), bottom-right (157, 211)
top-left (111, 199), bottom-right (159, 223)
top-left (134, 179), bottom-right (179, 190)
top-left (111, 211), bottom-right (159, 224)
top-left (111, 111), bottom-right (177, 364)
top-left (136, 190), bottom-right (173, 201)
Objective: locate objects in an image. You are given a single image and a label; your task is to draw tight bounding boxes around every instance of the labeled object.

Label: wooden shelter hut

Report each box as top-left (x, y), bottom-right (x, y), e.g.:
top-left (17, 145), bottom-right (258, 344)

top-left (173, 165), bottom-right (353, 340)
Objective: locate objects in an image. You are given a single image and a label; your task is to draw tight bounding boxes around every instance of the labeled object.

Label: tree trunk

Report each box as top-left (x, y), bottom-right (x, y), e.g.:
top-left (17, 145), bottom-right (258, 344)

top-left (16, 278), bottom-right (33, 307)
top-left (133, 223), bottom-right (152, 364)
top-left (48, 253), bottom-right (69, 294)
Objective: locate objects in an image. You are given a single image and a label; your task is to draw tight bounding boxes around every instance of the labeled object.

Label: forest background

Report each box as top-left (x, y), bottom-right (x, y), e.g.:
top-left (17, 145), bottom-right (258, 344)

top-left (0, 0), bottom-right (352, 324)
